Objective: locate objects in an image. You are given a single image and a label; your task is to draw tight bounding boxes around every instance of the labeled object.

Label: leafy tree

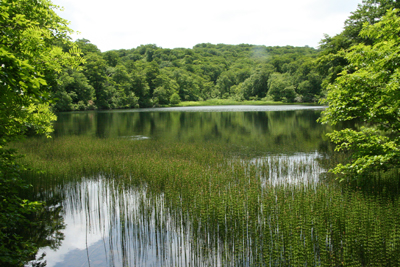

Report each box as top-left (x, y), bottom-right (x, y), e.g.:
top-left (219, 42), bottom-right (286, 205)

top-left (0, 0), bottom-right (82, 144)
top-left (237, 65), bottom-right (274, 100)
top-left (319, 9), bottom-right (400, 181)
top-left (216, 71), bottom-right (236, 98)
top-left (145, 61), bottom-right (160, 96)
top-left (153, 72), bottom-right (179, 105)
top-left (52, 69), bottom-right (95, 111)
top-left (103, 50), bottom-right (120, 67)
top-left (0, 0), bottom-right (82, 265)
top-left (75, 38), bottom-right (101, 55)
top-left (267, 73), bottom-right (295, 102)
top-left (82, 52), bottom-right (112, 109)
top-left (318, 0), bottom-right (400, 85)
top-left (170, 92), bottom-right (181, 105)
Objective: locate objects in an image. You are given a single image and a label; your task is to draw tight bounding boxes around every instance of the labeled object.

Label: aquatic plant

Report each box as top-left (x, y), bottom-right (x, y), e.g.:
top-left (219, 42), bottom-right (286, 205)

top-left (13, 136), bottom-right (400, 266)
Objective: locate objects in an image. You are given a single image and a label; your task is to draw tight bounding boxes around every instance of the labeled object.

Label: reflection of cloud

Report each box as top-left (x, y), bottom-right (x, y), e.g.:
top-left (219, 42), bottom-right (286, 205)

top-left (39, 210), bottom-right (107, 267)
top-left (250, 152), bottom-right (326, 186)
top-left (119, 135), bottom-right (150, 140)
top-left (37, 180), bottom-right (190, 266)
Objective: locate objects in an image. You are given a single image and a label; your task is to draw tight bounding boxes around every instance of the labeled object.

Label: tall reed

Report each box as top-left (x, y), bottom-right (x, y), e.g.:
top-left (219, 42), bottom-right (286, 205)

top-left (12, 136), bottom-right (400, 266)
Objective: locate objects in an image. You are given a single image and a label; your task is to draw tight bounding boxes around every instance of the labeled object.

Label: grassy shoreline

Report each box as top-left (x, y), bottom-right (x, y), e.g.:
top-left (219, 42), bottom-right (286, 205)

top-left (56, 100), bottom-right (322, 114)
top-left (170, 99), bottom-right (321, 107)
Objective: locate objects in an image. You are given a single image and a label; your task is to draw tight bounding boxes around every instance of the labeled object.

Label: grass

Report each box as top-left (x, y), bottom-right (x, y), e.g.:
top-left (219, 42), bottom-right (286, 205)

top-left (171, 99), bottom-right (319, 107)
top-left (11, 136), bottom-right (400, 266)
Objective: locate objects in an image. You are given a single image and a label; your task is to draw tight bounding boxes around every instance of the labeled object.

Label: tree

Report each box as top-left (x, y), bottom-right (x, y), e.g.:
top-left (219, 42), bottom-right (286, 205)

top-left (170, 92), bottom-right (181, 105)
top-left (0, 0), bottom-right (82, 265)
top-left (319, 9), bottom-right (400, 181)
top-left (52, 69), bottom-right (95, 111)
top-left (318, 0), bottom-right (400, 86)
top-left (0, 0), bottom-right (82, 144)
top-left (267, 73), bottom-right (295, 102)
top-left (237, 65), bottom-right (273, 100)
top-left (82, 52), bottom-right (112, 109)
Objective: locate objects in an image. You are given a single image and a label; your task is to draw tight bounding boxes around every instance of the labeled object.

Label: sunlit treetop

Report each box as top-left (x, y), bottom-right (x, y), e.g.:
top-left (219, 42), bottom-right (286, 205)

top-left (0, 0), bottom-right (84, 146)
top-left (320, 9), bottom-right (400, 180)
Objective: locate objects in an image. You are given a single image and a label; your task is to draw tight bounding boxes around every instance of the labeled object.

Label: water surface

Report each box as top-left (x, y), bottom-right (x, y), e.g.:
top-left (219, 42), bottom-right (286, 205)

top-left (31, 105), bottom-right (336, 266)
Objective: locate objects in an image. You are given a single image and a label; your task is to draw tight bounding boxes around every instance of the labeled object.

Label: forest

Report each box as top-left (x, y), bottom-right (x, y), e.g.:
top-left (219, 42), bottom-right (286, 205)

top-left (52, 42), bottom-right (323, 111)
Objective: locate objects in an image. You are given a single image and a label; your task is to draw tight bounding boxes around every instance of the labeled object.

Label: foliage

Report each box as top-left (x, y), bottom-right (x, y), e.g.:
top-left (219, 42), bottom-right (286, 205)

top-left (0, 150), bottom-right (42, 266)
top-left (0, 0), bottom-right (82, 265)
top-left (319, 9), bottom-right (400, 181)
top-left (318, 0), bottom-right (400, 86)
top-left (0, 0), bottom-right (83, 145)
top-left (0, 0), bottom-right (84, 142)
top-left (50, 41), bottom-right (323, 110)
top-left (169, 92), bottom-right (181, 105)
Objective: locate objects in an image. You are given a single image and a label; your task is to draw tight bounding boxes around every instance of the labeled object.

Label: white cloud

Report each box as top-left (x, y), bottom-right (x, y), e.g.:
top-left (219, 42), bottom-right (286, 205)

top-left (53, 0), bottom-right (362, 51)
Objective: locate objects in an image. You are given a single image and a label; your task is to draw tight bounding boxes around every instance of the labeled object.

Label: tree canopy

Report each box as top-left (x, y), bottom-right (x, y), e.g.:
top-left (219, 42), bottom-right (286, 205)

top-left (49, 41), bottom-right (323, 110)
top-left (319, 9), bottom-right (400, 181)
top-left (0, 0), bottom-right (82, 265)
top-left (0, 0), bottom-right (83, 146)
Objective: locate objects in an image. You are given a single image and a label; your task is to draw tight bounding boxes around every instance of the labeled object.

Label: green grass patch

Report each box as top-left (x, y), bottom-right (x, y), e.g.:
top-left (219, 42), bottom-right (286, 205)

top-left (170, 99), bottom-right (321, 107)
top-left (173, 99), bottom-right (284, 107)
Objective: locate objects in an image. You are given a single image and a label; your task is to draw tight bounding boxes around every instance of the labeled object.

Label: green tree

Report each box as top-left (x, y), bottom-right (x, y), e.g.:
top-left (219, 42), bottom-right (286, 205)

top-left (82, 52), bottom-right (115, 109)
top-left (145, 61), bottom-right (160, 96)
top-left (0, 0), bottom-right (83, 144)
top-left (318, 0), bottom-right (400, 85)
top-left (170, 92), bottom-right (181, 105)
top-left (267, 73), bottom-right (294, 102)
top-left (319, 9), bottom-right (400, 180)
top-left (52, 69), bottom-right (95, 111)
top-left (75, 38), bottom-right (101, 55)
top-left (103, 50), bottom-right (120, 67)
top-left (237, 65), bottom-right (273, 100)
top-left (0, 0), bottom-right (82, 265)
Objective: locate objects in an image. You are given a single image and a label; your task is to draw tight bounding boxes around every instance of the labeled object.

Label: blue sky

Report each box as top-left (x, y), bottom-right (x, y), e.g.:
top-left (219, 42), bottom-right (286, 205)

top-left (53, 0), bottom-right (363, 52)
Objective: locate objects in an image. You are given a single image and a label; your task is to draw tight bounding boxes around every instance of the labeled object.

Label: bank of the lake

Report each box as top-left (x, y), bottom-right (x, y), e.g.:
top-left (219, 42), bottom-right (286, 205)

top-left (175, 99), bottom-right (288, 107)
top-left (153, 99), bottom-right (320, 108)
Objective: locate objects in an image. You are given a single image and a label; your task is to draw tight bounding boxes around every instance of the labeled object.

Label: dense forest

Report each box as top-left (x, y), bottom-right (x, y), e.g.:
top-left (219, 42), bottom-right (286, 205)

top-left (52, 42), bottom-right (323, 111)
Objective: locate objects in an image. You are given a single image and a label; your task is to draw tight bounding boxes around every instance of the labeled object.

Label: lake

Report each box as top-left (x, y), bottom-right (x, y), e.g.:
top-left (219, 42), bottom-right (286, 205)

top-left (22, 105), bottom-right (352, 267)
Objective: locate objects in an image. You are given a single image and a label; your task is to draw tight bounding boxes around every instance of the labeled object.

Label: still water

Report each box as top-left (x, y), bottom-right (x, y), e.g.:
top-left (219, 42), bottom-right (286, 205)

top-left (53, 105), bottom-right (329, 154)
top-left (30, 105), bottom-right (334, 266)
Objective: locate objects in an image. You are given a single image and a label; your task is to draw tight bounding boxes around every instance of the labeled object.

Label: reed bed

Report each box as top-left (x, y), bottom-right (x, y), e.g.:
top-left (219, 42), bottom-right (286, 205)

top-left (12, 136), bottom-right (400, 266)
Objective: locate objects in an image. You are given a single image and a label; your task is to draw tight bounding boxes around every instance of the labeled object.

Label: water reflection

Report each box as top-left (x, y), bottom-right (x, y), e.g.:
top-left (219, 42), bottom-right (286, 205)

top-left (34, 151), bottom-right (330, 267)
top-left (250, 152), bottom-right (325, 186)
top-left (53, 106), bottom-right (331, 155)
top-left (30, 105), bottom-right (343, 266)
top-left (36, 179), bottom-right (219, 267)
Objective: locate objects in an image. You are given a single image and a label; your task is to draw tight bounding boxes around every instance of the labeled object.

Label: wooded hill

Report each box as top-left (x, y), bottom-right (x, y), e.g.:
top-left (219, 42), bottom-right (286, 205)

top-left (52, 42), bottom-right (323, 111)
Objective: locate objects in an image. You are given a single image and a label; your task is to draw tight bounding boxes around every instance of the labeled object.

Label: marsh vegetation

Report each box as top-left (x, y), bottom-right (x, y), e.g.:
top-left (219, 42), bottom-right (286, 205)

top-left (10, 107), bottom-right (400, 266)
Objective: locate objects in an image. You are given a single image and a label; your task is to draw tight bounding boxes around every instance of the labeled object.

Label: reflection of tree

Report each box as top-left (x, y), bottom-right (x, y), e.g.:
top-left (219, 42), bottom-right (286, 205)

top-left (53, 109), bottom-right (340, 155)
top-left (21, 188), bottom-right (66, 265)
top-left (28, 204), bottom-right (65, 250)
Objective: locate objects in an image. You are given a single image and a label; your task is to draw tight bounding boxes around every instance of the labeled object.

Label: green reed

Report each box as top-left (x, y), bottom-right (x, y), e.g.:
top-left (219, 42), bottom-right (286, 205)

top-left (11, 136), bottom-right (400, 266)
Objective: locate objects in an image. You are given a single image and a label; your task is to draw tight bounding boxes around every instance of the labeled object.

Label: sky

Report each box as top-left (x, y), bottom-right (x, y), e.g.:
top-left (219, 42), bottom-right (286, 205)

top-left (52, 0), bottom-right (363, 52)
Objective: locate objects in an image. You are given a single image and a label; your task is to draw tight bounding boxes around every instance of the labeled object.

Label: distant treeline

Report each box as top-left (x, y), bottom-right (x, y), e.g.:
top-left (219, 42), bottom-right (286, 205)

top-left (51, 42), bottom-right (323, 111)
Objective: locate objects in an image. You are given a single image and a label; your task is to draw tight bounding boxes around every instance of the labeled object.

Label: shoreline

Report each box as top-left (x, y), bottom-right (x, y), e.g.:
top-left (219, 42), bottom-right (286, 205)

top-left (56, 99), bottom-right (323, 114)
